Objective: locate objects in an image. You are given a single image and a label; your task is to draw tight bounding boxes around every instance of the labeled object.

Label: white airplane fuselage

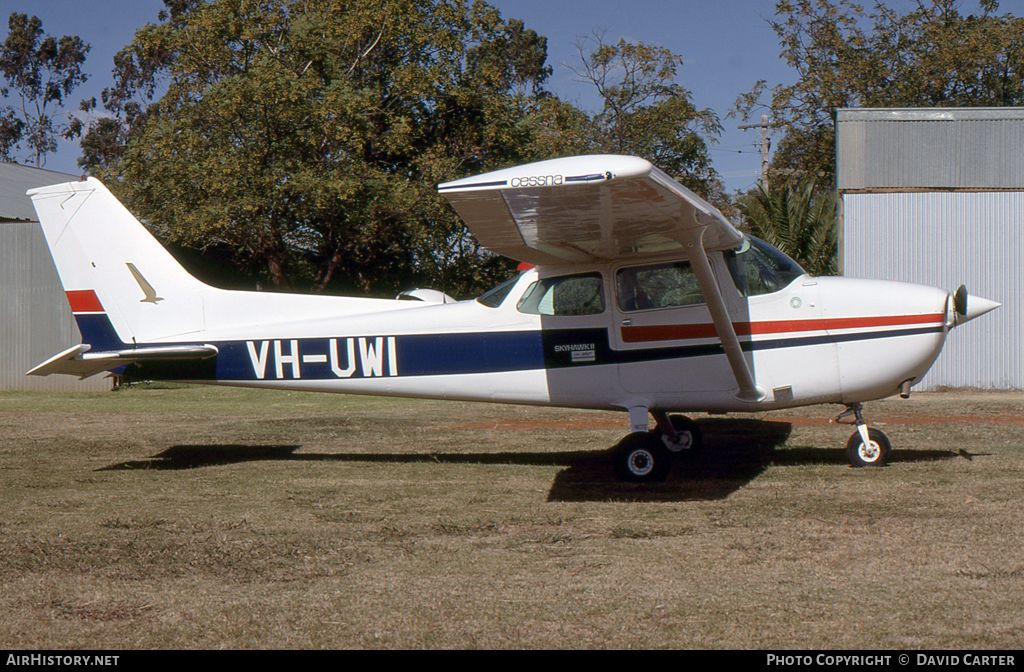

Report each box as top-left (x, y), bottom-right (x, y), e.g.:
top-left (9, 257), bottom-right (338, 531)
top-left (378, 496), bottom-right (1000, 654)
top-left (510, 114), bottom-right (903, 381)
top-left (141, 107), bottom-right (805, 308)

top-left (80, 252), bottom-right (953, 415)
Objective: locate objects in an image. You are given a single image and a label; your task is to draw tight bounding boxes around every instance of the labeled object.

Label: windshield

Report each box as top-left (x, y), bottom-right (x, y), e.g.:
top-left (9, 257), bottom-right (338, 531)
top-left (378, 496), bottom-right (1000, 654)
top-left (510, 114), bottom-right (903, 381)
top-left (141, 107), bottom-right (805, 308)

top-left (724, 236), bottom-right (806, 297)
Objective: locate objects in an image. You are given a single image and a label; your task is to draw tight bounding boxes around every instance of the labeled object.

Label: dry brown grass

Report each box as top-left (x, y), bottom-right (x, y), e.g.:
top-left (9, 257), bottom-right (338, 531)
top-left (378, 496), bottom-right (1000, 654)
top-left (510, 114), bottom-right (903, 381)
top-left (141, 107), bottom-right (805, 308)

top-left (1, 385), bottom-right (1022, 649)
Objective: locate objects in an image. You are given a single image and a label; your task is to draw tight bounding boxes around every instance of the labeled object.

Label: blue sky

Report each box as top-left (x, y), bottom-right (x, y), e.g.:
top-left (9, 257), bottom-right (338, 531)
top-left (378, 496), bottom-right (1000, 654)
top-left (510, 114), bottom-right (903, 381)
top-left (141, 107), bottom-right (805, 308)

top-left (0, 0), bottom-right (877, 192)
top-left (491, 0), bottom-right (797, 192)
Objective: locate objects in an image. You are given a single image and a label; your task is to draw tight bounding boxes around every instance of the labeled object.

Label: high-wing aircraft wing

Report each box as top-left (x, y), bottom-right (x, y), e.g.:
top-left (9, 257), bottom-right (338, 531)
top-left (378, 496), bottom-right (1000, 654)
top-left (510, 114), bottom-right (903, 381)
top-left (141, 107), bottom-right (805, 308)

top-left (437, 155), bottom-right (742, 266)
top-left (439, 154), bottom-right (764, 401)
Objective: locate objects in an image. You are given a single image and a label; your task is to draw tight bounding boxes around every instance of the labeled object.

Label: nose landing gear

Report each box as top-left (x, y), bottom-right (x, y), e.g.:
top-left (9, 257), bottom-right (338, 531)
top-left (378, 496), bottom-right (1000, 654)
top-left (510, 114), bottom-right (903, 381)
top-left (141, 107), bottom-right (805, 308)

top-left (835, 403), bottom-right (891, 467)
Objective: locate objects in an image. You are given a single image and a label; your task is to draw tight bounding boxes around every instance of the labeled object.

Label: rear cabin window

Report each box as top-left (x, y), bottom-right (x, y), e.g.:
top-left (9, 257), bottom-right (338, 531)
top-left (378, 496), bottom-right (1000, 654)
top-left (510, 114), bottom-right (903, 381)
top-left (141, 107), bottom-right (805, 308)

top-left (516, 273), bottom-right (605, 316)
top-left (476, 276), bottom-right (520, 308)
top-left (616, 261), bottom-right (704, 312)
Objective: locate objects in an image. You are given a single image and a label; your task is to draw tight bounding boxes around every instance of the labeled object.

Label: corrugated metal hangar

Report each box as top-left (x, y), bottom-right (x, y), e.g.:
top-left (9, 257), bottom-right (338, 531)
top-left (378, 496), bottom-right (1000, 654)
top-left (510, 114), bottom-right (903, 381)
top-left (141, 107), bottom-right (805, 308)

top-left (838, 108), bottom-right (1024, 389)
top-left (1, 164), bottom-right (110, 391)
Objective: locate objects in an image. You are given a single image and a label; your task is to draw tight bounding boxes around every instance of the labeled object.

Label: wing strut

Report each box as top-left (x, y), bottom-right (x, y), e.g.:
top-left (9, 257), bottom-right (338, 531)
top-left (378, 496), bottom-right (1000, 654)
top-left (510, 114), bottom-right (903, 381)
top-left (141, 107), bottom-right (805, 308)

top-left (683, 226), bottom-right (766, 402)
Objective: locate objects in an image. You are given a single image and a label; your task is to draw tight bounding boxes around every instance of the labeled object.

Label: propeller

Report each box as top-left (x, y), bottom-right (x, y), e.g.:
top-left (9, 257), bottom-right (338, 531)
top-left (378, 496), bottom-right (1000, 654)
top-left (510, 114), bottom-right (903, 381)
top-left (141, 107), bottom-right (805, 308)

top-left (953, 285), bottom-right (968, 317)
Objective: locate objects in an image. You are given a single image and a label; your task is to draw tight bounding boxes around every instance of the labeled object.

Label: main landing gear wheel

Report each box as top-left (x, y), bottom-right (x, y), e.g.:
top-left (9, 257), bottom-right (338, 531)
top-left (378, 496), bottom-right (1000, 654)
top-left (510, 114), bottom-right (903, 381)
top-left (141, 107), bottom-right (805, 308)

top-left (846, 427), bottom-right (891, 468)
top-left (655, 414), bottom-right (703, 456)
top-left (613, 432), bottom-right (672, 483)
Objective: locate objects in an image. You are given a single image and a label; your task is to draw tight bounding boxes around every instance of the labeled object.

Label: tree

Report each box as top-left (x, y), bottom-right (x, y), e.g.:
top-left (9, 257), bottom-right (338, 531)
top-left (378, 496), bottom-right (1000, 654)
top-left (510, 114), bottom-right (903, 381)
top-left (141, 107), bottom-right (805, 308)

top-left (568, 32), bottom-right (725, 202)
top-left (736, 0), bottom-right (1024, 186)
top-left (81, 0), bottom-right (552, 297)
top-left (736, 178), bottom-right (837, 276)
top-left (0, 13), bottom-right (90, 167)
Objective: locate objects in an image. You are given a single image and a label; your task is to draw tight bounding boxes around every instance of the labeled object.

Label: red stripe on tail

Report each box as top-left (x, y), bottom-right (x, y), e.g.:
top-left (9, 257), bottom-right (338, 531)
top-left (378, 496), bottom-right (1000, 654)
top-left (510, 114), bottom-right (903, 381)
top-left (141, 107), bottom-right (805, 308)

top-left (65, 290), bottom-right (104, 313)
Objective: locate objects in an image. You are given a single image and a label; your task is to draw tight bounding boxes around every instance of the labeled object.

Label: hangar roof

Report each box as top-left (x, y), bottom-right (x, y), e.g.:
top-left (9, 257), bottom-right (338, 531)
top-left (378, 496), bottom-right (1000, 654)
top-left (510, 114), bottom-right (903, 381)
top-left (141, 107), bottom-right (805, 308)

top-left (0, 163), bottom-right (80, 222)
top-left (837, 107), bottom-right (1024, 191)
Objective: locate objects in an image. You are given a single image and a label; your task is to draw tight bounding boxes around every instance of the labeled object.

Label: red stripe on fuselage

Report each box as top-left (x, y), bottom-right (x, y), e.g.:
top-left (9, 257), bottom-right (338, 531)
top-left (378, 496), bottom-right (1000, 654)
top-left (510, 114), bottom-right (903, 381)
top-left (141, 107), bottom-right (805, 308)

top-left (66, 289), bottom-right (104, 313)
top-left (620, 313), bottom-right (945, 343)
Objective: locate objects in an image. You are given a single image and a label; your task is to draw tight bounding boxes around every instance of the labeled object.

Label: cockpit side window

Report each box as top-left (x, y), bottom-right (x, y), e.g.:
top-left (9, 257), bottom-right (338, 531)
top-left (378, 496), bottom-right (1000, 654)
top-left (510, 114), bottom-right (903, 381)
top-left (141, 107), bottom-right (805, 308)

top-left (616, 261), bottom-right (704, 312)
top-left (516, 273), bottom-right (605, 316)
top-left (724, 236), bottom-right (806, 297)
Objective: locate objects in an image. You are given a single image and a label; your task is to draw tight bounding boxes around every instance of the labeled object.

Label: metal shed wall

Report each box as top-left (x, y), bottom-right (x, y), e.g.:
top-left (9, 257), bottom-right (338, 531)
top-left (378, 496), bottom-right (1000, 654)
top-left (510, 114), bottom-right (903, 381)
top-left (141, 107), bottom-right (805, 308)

top-left (842, 192), bottom-right (1022, 389)
top-left (838, 108), bottom-right (1024, 389)
top-left (1, 222), bottom-right (110, 392)
top-left (0, 164), bottom-right (109, 392)
top-left (837, 108), bottom-right (1024, 191)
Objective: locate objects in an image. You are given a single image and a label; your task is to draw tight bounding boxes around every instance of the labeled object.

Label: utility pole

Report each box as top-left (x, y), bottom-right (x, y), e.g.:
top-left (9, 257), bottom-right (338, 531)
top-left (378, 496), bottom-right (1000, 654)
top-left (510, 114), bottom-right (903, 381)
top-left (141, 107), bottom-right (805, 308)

top-left (737, 114), bottom-right (771, 191)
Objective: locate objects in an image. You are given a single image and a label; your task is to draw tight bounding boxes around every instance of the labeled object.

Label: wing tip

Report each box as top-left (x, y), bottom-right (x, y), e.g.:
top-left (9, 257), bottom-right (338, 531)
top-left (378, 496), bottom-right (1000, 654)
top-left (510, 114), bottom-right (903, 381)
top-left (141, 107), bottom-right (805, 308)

top-left (438, 155), bottom-right (654, 193)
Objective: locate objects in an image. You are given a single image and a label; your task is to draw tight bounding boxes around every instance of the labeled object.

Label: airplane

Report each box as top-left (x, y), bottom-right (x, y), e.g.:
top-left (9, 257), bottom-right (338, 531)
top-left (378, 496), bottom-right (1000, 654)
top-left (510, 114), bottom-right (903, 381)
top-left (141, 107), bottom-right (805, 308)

top-left (25, 154), bottom-right (999, 482)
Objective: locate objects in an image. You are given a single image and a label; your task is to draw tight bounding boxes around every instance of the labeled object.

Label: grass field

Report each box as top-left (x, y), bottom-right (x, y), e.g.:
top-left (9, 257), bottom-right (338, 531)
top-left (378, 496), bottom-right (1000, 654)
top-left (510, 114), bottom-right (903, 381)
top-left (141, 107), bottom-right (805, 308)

top-left (1, 385), bottom-right (1022, 649)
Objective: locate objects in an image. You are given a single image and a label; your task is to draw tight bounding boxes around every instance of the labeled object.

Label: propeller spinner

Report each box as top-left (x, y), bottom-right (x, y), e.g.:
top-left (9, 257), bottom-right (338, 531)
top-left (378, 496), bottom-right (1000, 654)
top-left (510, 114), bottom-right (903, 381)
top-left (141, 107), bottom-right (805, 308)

top-left (952, 285), bottom-right (1000, 327)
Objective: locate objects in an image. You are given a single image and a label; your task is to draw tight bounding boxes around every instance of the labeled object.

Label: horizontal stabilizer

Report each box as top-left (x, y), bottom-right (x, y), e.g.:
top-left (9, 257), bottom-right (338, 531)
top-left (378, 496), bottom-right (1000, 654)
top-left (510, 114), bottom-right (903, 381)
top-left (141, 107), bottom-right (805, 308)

top-left (28, 343), bottom-right (219, 380)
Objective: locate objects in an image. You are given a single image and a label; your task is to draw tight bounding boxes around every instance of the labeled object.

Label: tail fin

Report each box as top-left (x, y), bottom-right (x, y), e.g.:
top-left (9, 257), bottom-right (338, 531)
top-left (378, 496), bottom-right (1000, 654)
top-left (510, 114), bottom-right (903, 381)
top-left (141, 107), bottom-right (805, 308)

top-left (29, 178), bottom-right (207, 346)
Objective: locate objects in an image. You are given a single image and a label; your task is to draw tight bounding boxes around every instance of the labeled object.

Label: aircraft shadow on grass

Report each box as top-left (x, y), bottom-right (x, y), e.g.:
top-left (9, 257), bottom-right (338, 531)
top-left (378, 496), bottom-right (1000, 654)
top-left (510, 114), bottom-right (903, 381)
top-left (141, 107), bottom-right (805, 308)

top-left (98, 418), bottom-right (963, 503)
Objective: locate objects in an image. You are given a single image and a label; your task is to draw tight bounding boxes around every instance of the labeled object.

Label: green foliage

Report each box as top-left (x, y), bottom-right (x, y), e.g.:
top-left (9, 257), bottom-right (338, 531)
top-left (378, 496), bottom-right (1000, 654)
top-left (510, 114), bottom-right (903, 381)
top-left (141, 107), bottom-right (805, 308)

top-left (736, 179), bottom-right (837, 276)
top-left (83, 0), bottom-right (552, 297)
top-left (569, 32), bottom-right (724, 203)
top-left (736, 0), bottom-right (1024, 186)
top-left (0, 13), bottom-right (90, 167)
top-left (81, 1), bottom-right (728, 296)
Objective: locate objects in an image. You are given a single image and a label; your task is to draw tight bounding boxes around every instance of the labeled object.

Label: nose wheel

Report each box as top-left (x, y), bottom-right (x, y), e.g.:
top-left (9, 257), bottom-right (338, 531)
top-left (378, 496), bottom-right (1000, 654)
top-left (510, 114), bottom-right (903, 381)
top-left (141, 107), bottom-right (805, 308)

top-left (846, 426), bottom-right (891, 467)
top-left (837, 404), bottom-right (891, 467)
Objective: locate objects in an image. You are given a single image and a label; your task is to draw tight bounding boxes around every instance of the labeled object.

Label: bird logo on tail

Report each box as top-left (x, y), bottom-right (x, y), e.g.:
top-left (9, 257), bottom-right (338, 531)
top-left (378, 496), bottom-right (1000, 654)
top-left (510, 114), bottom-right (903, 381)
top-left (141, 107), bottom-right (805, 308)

top-left (126, 263), bottom-right (164, 304)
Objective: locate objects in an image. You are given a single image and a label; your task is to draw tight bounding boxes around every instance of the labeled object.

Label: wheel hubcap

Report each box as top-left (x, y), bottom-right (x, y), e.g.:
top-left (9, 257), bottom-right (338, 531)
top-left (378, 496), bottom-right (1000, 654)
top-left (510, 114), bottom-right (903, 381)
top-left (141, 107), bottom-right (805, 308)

top-left (628, 449), bottom-right (655, 476)
top-left (859, 440), bottom-right (880, 462)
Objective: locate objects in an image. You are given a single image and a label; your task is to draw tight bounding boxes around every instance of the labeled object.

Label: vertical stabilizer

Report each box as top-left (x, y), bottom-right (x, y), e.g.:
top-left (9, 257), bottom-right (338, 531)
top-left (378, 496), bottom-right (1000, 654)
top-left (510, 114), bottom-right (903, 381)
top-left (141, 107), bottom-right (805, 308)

top-left (28, 178), bottom-right (207, 346)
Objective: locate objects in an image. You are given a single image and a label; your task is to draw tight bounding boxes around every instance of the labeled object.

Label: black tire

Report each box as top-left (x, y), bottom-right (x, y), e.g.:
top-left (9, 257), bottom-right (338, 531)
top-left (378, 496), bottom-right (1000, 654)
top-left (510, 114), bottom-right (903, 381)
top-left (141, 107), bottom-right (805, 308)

top-left (613, 432), bottom-right (672, 482)
top-left (655, 414), bottom-right (703, 455)
top-left (846, 427), bottom-right (891, 468)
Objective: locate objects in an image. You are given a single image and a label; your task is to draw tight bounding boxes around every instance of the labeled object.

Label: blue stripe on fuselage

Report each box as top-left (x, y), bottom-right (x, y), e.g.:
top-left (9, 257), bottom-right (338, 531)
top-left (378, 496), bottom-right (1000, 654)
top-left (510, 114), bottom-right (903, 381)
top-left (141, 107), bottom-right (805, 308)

top-left (211, 332), bottom-right (548, 380)
top-left (399, 331), bottom-right (545, 375)
top-left (75, 311), bottom-right (944, 382)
